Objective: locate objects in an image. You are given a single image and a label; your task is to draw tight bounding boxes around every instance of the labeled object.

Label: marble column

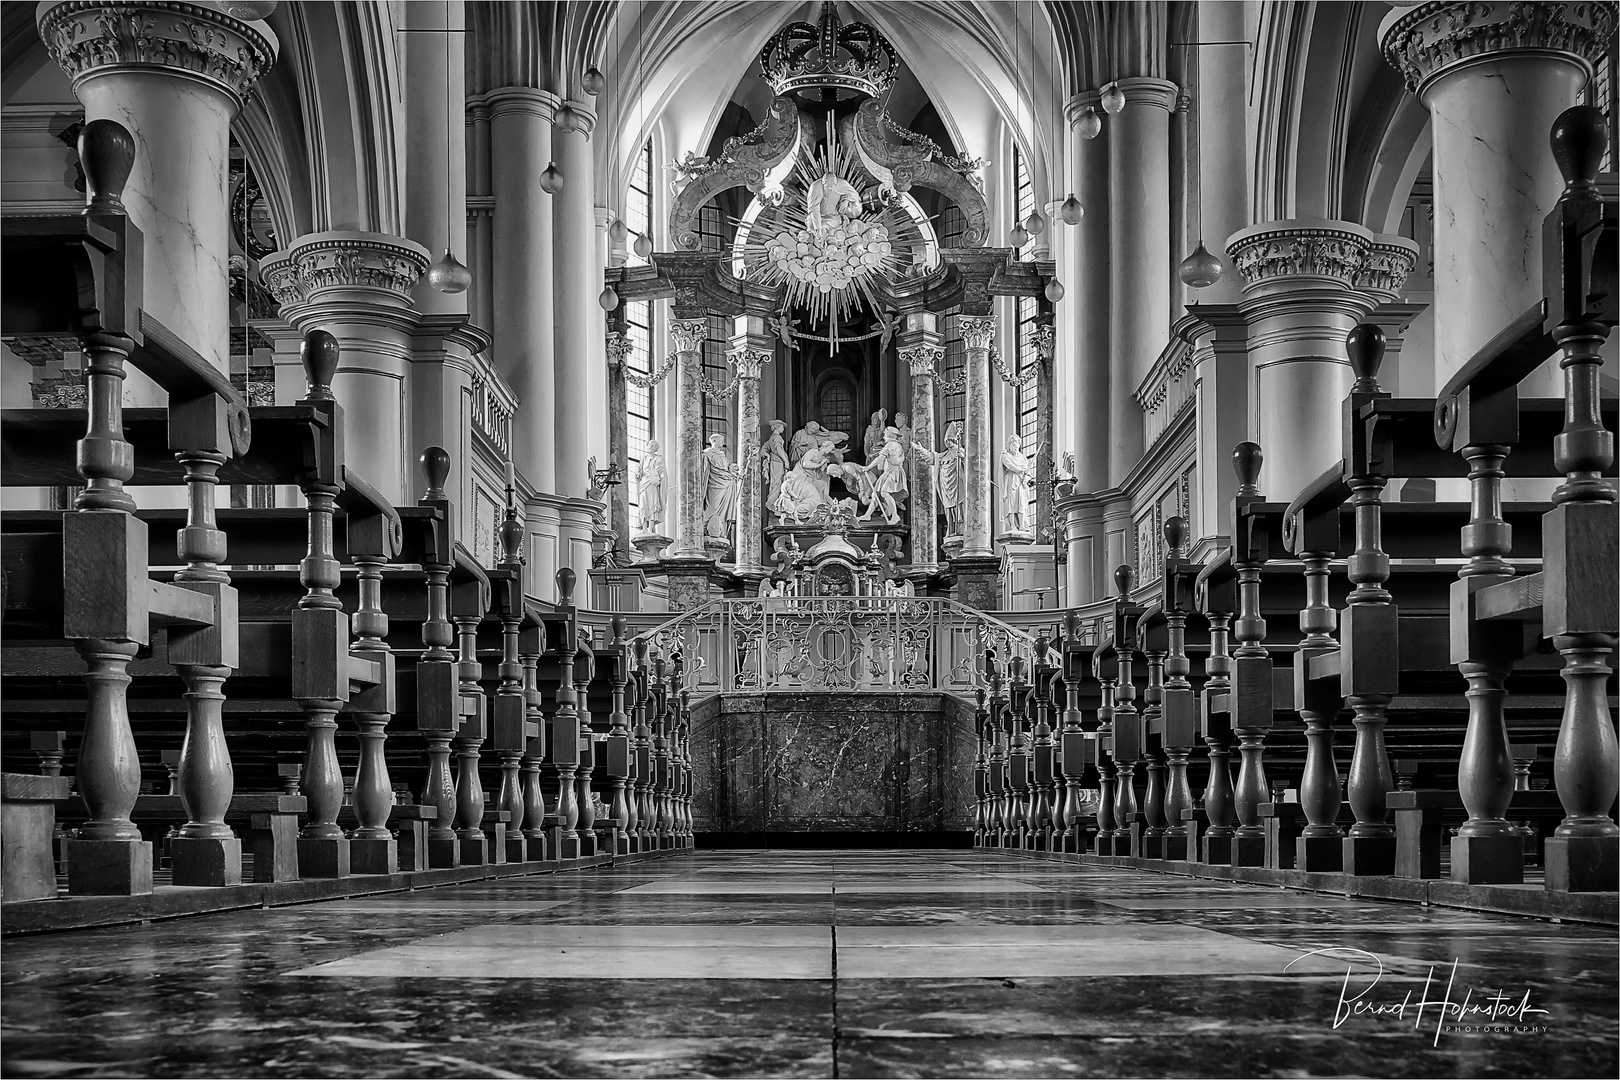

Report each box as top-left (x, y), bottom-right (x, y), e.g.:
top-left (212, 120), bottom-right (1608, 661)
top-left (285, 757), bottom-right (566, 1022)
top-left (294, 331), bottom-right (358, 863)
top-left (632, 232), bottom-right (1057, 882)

top-left (37, 1), bottom-right (277, 394)
top-left (402, 0), bottom-right (467, 322)
top-left (1381, 1), bottom-right (1613, 395)
top-left (1066, 92), bottom-right (1111, 496)
top-left (901, 340), bottom-right (945, 574)
top-left (606, 330), bottom-right (633, 558)
top-left (1225, 221), bottom-right (1417, 503)
top-left (487, 87), bottom-right (559, 492)
top-left (259, 234), bottom-right (429, 503)
top-left (553, 101), bottom-right (600, 498)
top-left (668, 318), bottom-right (709, 560)
top-left (730, 346), bottom-right (772, 577)
top-left (958, 315), bottom-right (997, 560)
top-left (1033, 323), bottom-right (1056, 543)
top-left (1106, 78), bottom-right (1177, 486)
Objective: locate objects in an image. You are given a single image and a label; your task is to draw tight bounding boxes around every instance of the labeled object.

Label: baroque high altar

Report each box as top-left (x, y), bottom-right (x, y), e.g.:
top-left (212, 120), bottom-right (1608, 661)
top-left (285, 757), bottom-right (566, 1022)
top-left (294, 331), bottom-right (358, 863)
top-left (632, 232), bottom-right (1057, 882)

top-left (603, 3), bottom-right (1057, 612)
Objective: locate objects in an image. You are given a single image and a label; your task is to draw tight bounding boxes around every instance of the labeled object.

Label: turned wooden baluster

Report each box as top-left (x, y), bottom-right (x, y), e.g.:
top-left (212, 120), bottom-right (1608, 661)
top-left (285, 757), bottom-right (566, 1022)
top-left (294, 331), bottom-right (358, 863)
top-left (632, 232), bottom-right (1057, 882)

top-left (295, 333), bottom-right (348, 858)
top-left (417, 448), bottom-right (459, 858)
top-left (552, 574), bottom-right (582, 858)
top-left (628, 639), bottom-right (650, 849)
top-left (1341, 324), bottom-right (1398, 874)
top-left (169, 365), bottom-right (244, 885)
top-left (1160, 519), bottom-right (1196, 860)
top-left (495, 503), bottom-right (527, 850)
top-left (1094, 647), bottom-right (1119, 852)
top-left (1112, 567), bottom-right (1142, 855)
top-left (1031, 635), bottom-right (1058, 849)
top-left (676, 688), bottom-right (695, 843)
top-left (1294, 539), bottom-right (1343, 871)
top-left (1542, 107), bottom-right (1619, 892)
top-left (1059, 630), bottom-right (1088, 850)
top-left (574, 647), bottom-right (597, 854)
top-left (985, 655), bottom-right (1007, 843)
top-left (347, 503), bottom-right (399, 874)
top-left (1230, 443), bottom-right (1272, 866)
top-left (452, 584), bottom-right (489, 862)
top-left (972, 684), bottom-right (989, 845)
top-left (1199, 582), bottom-right (1236, 861)
top-left (657, 656), bottom-right (681, 843)
top-left (607, 615), bottom-right (633, 855)
top-left (1139, 614), bottom-right (1168, 853)
top-left (520, 626), bottom-right (548, 856)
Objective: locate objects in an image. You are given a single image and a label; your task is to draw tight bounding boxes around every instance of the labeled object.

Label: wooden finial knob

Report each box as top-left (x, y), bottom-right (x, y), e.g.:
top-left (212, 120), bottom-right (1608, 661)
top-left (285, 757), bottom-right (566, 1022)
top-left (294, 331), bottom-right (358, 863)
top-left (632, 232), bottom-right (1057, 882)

top-left (1233, 441), bottom-right (1263, 496)
top-left (420, 446), bottom-right (450, 500)
top-left (556, 566), bottom-right (576, 604)
top-left (1114, 563), bottom-right (1134, 598)
top-left (79, 118), bottom-right (135, 215)
top-left (1551, 105), bottom-right (1607, 195)
top-left (634, 637), bottom-right (649, 663)
top-left (1164, 516), bottom-right (1187, 556)
top-left (1347, 324), bottom-right (1386, 393)
top-left (610, 613), bottom-right (626, 645)
top-left (1034, 632), bottom-right (1050, 663)
top-left (1064, 609), bottom-right (1081, 642)
top-left (300, 329), bottom-right (340, 401)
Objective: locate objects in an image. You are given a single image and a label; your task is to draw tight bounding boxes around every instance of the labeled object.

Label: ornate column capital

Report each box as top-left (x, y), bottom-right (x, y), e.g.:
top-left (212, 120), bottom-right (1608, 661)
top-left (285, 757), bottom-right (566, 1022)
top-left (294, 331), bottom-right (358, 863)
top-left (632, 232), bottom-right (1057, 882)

top-left (37, 1), bottom-right (279, 112)
top-left (259, 230), bottom-right (432, 317)
top-left (1033, 323), bottom-right (1056, 363)
top-left (1225, 218), bottom-right (1419, 303)
top-left (1358, 235), bottom-right (1422, 304)
top-left (669, 318), bottom-right (707, 355)
top-left (958, 315), bottom-right (998, 352)
top-left (726, 347), bottom-right (772, 379)
top-left (900, 344), bottom-right (946, 376)
top-left (483, 86), bottom-right (561, 123)
top-left (1379, 1), bottom-right (1614, 97)
top-left (605, 331), bottom-right (634, 369)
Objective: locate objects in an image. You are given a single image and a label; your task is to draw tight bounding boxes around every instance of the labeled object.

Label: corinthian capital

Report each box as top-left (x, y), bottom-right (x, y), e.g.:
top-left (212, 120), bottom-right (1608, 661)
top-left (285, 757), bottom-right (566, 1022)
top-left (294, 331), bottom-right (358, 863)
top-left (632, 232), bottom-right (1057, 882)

top-left (727, 347), bottom-right (772, 379)
top-left (605, 331), bottom-right (634, 369)
top-left (1380, 2), bottom-right (1615, 97)
top-left (669, 319), bottom-right (708, 355)
top-left (38, 1), bottom-right (279, 111)
top-left (259, 231), bottom-right (432, 315)
top-left (1032, 323), bottom-right (1055, 362)
top-left (900, 344), bottom-right (946, 377)
top-left (958, 316), bottom-right (998, 352)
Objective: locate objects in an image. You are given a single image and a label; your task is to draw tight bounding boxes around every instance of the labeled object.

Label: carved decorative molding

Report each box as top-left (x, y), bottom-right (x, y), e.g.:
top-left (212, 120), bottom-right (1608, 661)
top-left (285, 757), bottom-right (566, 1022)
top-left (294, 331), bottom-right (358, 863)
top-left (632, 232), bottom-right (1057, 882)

top-left (259, 232), bottom-right (431, 311)
top-left (958, 315), bottom-right (998, 352)
top-left (900, 343), bottom-right (945, 376)
top-left (38, 1), bottom-right (277, 109)
top-left (1358, 235), bottom-right (1422, 300)
top-left (605, 331), bottom-right (635, 368)
top-left (726, 347), bottom-right (772, 379)
top-left (1381, 1), bottom-right (1615, 95)
top-left (668, 318), bottom-right (708, 355)
top-left (1032, 323), bottom-right (1055, 362)
top-left (1226, 220), bottom-right (1372, 289)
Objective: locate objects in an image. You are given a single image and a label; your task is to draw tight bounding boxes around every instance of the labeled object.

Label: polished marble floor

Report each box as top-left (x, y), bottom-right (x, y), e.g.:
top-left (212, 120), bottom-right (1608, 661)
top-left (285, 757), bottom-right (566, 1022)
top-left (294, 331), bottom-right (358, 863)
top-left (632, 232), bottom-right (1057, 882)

top-left (2, 850), bottom-right (1616, 1078)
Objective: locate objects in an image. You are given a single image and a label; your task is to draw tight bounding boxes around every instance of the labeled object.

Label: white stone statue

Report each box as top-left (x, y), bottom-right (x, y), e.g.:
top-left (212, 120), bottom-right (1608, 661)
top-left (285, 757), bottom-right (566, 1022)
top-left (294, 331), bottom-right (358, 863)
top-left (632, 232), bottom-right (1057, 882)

top-left (634, 439), bottom-right (666, 534)
top-left (914, 420), bottom-right (965, 535)
top-left (1000, 434), bottom-right (1035, 536)
top-left (761, 419), bottom-right (790, 516)
top-left (789, 421), bottom-right (847, 466)
top-left (804, 172), bottom-right (862, 236)
top-left (894, 412), bottom-right (913, 460)
top-left (772, 440), bottom-right (839, 524)
top-left (699, 432), bottom-right (740, 542)
top-left (857, 427), bottom-right (908, 525)
top-left (862, 409), bottom-right (888, 463)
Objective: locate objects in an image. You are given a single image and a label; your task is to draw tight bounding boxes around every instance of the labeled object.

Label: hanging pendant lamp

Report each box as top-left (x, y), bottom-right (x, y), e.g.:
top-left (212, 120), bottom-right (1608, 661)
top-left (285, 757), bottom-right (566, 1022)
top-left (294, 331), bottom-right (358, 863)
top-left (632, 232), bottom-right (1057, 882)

top-left (540, 161), bottom-right (564, 194)
top-left (1059, 193), bottom-right (1083, 224)
top-left (1178, 242), bottom-right (1223, 289)
top-left (609, 218), bottom-right (628, 245)
top-left (1100, 82), bottom-right (1126, 115)
top-left (599, 284), bottom-right (620, 310)
top-left (1024, 210), bottom-right (1046, 237)
top-left (1044, 278), bottom-right (1066, 303)
top-left (582, 66), bottom-right (606, 96)
top-left (633, 231), bottom-right (653, 259)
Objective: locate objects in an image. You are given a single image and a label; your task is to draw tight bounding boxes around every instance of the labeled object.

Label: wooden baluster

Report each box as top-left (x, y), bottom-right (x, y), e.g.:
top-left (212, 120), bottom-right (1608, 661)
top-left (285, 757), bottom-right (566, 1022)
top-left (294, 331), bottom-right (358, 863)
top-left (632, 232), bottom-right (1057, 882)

top-left (1543, 106), bottom-right (1619, 892)
top-left (1230, 443), bottom-right (1273, 867)
top-left (1031, 635), bottom-right (1057, 850)
top-left (1112, 566), bottom-right (1143, 858)
top-left (985, 655), bottom-right (1007, 845)
top-left (169, 372), bottom-right (243, 887)
top-left (972, 685), bottom-right (989, 846)
top-left (347, 504), bottom-right (399, 876)
top-left (1451, 440), bottom-right (1522, 883)
top-left (606, 615), bottom-right (634, 856)
top-left (1341, 324), bottom-right (1398, 875)
top-left (1058, 617), bottom-right (1089, 854)
top-left (1161, 519), bottom-right (1197, 861)
top-left (1049, 675), bottom-right (1069, 850)
top-left (627, 640), bottom-right (650, 851)
top-left (1294, 543), bottom-right (1344, 872)
top-left (551, 572), bottom-right (582, 859)
top-left (1023, 686), bottom-right (1043, 845)
top-left (452, 576), bottom-right (490, 864)
top-left (417, 448), bottom-right (460, 869)
top-left (62, 121), bottom-right (151, 895)
top-left (494, 496), bottom-right (530, 862)
top-left (677, 689), bottom-right (695, 845)
top-left (1139, 615), bottom-right (1168, 857)
top-left (520, 632), bottom-right (548, 859)
top-left (294, 332), bottom-right (350, 879)
top-left (574, 648), bottom-right (598, 856)
top-left (1094, 649), bottom-right (1119, 854)
top-left (657, 657), bottom-right (680, 845)
top-left (1199, 586), bottom-right (1236, 864)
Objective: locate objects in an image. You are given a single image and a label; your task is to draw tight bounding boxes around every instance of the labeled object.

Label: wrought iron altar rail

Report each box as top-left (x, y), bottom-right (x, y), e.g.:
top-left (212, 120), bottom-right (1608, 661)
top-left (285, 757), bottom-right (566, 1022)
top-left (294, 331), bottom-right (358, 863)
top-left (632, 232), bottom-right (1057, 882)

top-left (628, 597), bottom-right (1039, 697)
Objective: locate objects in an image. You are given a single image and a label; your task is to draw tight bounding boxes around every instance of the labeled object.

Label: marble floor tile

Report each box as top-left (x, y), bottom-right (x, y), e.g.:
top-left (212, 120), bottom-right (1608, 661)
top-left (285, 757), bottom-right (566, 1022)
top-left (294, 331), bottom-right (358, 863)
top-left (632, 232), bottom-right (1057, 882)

top-left (1097, 894), bottom-right (1386, 910)
top-left (292, 943), bottom-right (834, 979)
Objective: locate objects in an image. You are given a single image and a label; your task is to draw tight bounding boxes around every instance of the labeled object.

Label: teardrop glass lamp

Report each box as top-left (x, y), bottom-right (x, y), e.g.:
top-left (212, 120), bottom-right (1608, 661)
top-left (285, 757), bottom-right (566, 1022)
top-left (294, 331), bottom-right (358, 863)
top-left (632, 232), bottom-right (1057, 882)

top-left (1100, 82), bottom-right (1126, 115)
top-left (540, 162), bottom-right (564, 194)
top-left (582, 66), bottom-right (606, 96)
top-left (1024, 210), bottom-right (1046, 237)
top-left (599, 284), bottom-right (620, 311)
top-left (1060, 193), bottom-right (1083, 224)
top-left (1076, 108), bottom-right (1102, 140)
top-left (632, 231), bottom-right (653, 259)
top-left (1178, 242), bottom-right (1224, 289)
top-left (427, 247), bottom-right (472, 294)
top-left (609, 218), bottom-right (628, 245)
top-left (1044, 278), bottom-right (1066, 303)
top-left (1009, 224), bottom-right (1030, 249)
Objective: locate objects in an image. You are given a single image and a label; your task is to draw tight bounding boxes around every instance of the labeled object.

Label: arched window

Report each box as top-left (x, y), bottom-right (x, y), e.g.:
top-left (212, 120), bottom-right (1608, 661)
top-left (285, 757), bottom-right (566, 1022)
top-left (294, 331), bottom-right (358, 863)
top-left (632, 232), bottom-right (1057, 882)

top-left (818, 378), bottom-right (855, 447)
top-left (1012, 142), bottom-right (1040, 455)
top-left (624, 139), bottom-right (655, 518)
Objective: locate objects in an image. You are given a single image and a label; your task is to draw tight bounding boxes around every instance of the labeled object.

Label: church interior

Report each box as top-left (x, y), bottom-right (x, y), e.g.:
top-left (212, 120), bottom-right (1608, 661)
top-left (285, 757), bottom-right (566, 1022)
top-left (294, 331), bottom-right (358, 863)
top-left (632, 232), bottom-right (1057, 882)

top-left (1, 0), bottom-right (1617, 1076)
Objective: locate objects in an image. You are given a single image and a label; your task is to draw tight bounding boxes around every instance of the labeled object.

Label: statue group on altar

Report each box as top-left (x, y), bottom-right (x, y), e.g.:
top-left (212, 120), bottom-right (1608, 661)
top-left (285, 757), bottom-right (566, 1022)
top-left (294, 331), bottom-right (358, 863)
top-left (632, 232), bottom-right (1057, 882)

top-left (770, 415), bottom-right (918, 526)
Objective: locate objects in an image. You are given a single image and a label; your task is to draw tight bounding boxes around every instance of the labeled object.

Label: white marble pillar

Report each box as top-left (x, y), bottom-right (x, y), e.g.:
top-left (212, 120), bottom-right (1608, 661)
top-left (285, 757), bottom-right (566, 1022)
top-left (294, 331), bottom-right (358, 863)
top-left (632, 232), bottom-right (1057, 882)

top-left (403, 0), bottom-right (468, 321)
top-left (487, 88), bottom-right (559, 491)
top-left (902, 341), bottom-right (944, 573)
top-left (1381, 1), bottom-right (1612, 394)
top-left (1066, 93), bottom-right (1111, 493)
top-left (730, 346), bottom-right (771, 576)
top-left (259, 233), bottom-right (432, 503)
top-left (1225, 221), bottom-right (1418, 502)
top-left (1106, 78), bottom-right (1177, 485)
top-left (958, 316), bottom-right (997, 560)
top-left (668, 319), bottom-right (709, 560)
top-left (552, 102), bottom-right (598, 498)
top-left (37, 2), bottom-right (278, 393)
top-left (1192, 3), bottom-right (1249, 310)
top-left (1185, 307), bottom-right (1249, 556)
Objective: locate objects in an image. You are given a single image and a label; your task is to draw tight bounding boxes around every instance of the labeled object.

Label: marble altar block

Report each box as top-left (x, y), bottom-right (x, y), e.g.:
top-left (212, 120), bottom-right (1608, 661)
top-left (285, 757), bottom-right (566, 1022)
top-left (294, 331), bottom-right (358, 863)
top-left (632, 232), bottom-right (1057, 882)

top-left (690, 693), bottom-right (975, 835)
